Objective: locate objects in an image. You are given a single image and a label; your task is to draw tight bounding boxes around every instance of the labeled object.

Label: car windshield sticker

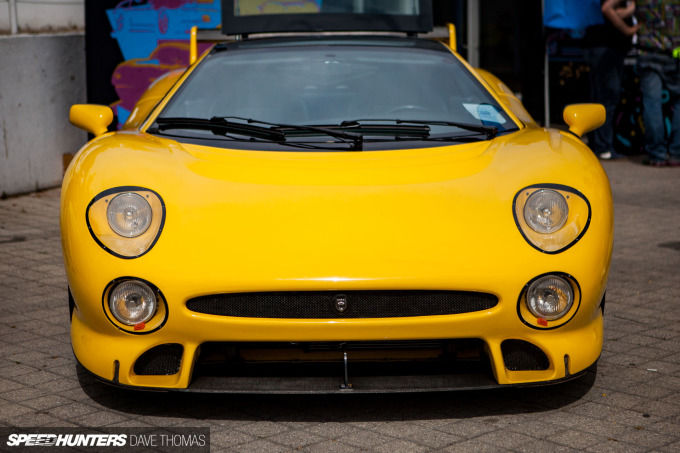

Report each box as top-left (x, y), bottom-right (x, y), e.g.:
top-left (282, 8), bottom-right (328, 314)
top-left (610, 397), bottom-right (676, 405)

top-left (463, 103), bottom-right (507, 125)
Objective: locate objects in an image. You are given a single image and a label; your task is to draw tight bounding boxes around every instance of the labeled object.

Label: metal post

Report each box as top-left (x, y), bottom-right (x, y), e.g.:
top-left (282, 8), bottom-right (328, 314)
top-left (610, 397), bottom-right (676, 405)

top-left (9, 0), bottom-right (18, 35)
top-left (544, 51), bottom-right (551, 127)
top-left (466, 0), bottom-right (479, 67)
top-left (542, 0), bottom-right (551, 127)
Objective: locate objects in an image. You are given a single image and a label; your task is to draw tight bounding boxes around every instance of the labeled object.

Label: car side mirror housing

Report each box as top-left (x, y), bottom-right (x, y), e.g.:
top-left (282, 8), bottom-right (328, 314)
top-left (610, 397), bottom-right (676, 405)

top-left (563, 104), bottom-right (605, 138)
top-left (70, 104), bottom-right (114, 136)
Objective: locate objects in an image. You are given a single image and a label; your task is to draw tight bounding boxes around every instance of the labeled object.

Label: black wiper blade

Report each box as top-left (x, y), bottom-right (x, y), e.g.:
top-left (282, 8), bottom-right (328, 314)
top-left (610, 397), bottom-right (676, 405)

top-left (216, 116), bottom-right (364, 151)
top-left (346, 119), bottom-right (498, 140)
top-left (150, 117), bottom-right (286, 142)
top-left (322, 121), bottom-right (431, 138)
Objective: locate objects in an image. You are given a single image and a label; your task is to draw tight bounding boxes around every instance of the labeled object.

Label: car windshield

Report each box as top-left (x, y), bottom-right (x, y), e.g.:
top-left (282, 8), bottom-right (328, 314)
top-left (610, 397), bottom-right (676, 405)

top-left (155, 39), bottom-right (517, 149)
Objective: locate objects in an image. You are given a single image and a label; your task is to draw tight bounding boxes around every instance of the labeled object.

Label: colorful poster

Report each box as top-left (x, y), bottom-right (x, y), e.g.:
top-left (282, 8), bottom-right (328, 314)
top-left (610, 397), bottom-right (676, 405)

top-left (106, 0), bottom-right (221, 126)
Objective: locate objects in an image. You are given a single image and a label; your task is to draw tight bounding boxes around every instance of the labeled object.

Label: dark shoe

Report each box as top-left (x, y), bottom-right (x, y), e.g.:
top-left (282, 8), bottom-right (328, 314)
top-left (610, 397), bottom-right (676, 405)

top-left (667, 160), bottom-right (680, 167)
top-left (598, 151), bottom-right (626, 160)
top-left (643, 159), bottom-right (667, 167)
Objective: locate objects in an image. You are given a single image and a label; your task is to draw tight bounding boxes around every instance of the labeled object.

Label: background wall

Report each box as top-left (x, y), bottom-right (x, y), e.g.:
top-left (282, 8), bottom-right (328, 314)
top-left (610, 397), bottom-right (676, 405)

top-left (0, 0), bottom-right (84, 33)
top-left (0, 33), bottom-right (87, 197)
top-left (0, 1), bottom-right (86, 197)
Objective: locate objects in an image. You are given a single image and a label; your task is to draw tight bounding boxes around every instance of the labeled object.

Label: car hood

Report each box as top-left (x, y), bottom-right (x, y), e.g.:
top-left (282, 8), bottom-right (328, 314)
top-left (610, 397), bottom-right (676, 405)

top-left (64, 127), bottom-right (611, 294)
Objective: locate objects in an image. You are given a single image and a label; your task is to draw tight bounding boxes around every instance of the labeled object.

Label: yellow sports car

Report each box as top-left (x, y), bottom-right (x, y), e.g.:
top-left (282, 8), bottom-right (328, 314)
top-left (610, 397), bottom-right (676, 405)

top-left (62, 4), bottom-right (611, 392)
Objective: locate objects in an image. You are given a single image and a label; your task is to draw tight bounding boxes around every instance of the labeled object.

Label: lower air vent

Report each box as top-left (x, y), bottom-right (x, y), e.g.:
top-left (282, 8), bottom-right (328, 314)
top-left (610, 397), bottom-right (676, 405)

top-left (186, 290), bottom-right (498, 319)
top-left (134, 344), bottom-right (183, 376)
top-left (501, 340), bottom-right (550, 371)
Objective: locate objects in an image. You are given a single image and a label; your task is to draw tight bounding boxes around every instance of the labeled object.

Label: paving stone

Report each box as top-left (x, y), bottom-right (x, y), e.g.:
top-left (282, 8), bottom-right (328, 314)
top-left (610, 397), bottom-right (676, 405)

top-left (264, 429), bottom-right (324, 448)
top-left (69, 410), bottom-right (132, 427)
top-left (237, 421), bottom-right (290, 438)
top-left (550, 429), bottom-right (610, 450)
top-left (373, 439), bottom-right (431, 453)
top-left (227, 439), bottom-right (291, 453)
top-left (658, 441), bottom-right (680, 453)
top-left (582, 439), bottom-right (647, 453)
top-left (330, 429), bottom-right (393, 448)
top-left (514, 438), bottom-right (581, 453)
top-left (303, 439), bottom-right (360, 453)
top-left (209, 428), bottom-right (257, 449)
top-left (0, 402), bottom-right (36, 422)
top-left (417, 418), bottom-right (498, 439)
top-left (21, 394), bottom-right (71, 411)
top-left (442, 439), bottom-right (510, 453)
top-left (615, 427), bottom-right (679, 450)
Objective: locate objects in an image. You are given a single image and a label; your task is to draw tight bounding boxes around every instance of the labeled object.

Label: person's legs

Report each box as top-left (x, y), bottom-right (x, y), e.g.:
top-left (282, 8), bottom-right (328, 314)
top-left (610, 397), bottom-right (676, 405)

top-left (585, 47), bottom-right (625, 158)
top-left (663, 60), bottom-right (680, 165)
top-left (668, 94), bottom-right (680, 165)
top-left (639, 56), bottom-right (668, 163)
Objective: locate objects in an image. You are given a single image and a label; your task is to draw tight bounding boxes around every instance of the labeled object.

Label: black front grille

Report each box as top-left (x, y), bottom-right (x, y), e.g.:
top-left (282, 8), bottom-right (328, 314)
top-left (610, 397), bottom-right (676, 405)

top-left (186, 290), bottom-right (498, 319)
top-left (501, 340), bottom-right (550, 371)
top-left (134, 344), bottom-right (183, 376)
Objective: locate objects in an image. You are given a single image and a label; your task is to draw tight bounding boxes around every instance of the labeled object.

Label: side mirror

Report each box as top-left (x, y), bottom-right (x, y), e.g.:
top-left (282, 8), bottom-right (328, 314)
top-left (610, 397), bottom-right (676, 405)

top-left (563, 104), bottom-right (605, 138)
top-left (69, 104), bottom-right (114, 136)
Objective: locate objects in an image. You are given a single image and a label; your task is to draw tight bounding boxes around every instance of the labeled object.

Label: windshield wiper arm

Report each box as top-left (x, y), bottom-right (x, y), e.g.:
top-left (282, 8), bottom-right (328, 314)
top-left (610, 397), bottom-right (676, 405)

top-left (345, 119), bottom-right (498, 140)
top-left (315, 121), bottom-right (431, 138)
top-left (216, 116), bottom-right (364, 151)
top-left (150, 117), bottom-right (286, 142)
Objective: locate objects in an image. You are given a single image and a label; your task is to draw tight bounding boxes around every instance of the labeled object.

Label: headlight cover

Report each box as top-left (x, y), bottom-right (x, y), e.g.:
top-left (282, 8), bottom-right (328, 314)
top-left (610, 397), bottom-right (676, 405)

top-left (87, 187), bottom-right (165, 258)
top-left (524, 190), bottom-right (568, 234)
top-left (513, 184), bottom-right (591, 253)
top-left (109, 280), bottom-right (157, 325)
top-left (107, 193), bottom-right (152, 238)
top-left (526, 275), bottom-right (573, 320)
top-left (103, 278), bottom-right (168, 334)
top-left (518, 273), bottom-right (581, 329)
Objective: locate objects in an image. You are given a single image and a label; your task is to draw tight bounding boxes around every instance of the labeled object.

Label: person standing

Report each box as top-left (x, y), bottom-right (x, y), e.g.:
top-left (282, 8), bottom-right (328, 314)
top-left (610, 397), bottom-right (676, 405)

top-left (636, 0), bottom-right (680, 167)
top-left (583, 0), bottom-right (638, 160)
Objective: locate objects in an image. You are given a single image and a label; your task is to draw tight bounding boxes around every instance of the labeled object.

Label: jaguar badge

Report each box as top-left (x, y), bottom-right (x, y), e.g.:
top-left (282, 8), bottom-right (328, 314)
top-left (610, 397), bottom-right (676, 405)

top-left (333, 294), bottom-right (348, 313)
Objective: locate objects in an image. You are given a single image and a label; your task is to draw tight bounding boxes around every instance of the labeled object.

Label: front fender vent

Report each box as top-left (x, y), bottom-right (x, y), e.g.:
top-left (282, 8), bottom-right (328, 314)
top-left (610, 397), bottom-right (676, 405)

top-left (134, 344), bottom-right (183, 376)
top-left (501, 340), bottom-right (550, 371)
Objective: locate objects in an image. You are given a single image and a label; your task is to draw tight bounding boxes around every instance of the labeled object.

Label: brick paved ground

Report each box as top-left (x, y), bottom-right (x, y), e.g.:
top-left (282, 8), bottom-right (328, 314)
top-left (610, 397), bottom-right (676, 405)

top-left (0, 157), bottom-right (679, 452)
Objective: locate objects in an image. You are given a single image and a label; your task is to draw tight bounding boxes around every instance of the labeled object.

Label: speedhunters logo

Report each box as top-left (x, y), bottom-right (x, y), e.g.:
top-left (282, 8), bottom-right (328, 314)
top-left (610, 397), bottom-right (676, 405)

top-left (7, 434), bottom-right (127, 447)
top-left (1, 428), bottom-right (209, 452)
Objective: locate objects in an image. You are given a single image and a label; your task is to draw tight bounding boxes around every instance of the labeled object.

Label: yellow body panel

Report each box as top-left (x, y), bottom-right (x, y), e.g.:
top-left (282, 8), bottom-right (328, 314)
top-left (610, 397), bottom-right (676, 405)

top-left (62, 126), bottom-right (612, 389)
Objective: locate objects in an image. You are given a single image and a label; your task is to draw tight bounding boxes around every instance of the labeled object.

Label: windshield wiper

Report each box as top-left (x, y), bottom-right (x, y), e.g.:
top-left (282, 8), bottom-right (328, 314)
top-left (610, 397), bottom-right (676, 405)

top-left (216, 117), bottom-right (364, 151)
top-left (343, 119), bottom-right (498, 140)
top-left (311, 121), bottom-right (431, 138)
top-left (149, 117), bottom-right (287, 142)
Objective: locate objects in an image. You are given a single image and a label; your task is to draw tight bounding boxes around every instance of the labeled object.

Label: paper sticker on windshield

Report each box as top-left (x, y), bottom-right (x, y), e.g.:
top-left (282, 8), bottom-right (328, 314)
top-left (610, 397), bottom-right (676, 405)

top-left (463, 103), bottom-right (507, 125)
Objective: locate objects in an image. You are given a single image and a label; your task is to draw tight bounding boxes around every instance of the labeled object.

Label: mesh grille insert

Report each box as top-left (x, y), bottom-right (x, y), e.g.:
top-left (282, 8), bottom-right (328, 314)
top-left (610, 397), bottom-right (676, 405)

top-left (186, 290), bottom-right (498, 319)
top-left (501, 340), bottom-right (550, 371)
top-left (134, 343), bottom-right (183, 376)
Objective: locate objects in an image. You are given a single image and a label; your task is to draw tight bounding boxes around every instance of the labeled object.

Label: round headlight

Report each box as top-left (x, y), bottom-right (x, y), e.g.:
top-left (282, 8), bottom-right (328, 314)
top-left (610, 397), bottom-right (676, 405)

top-left (107, 193), bottom-right (152, 238)
top-left (526, 275), bottom-right (574, 320)
top-left (109, 280), bottom-right (157, 325)
top-left (523, 189), bottom-right (568, 234)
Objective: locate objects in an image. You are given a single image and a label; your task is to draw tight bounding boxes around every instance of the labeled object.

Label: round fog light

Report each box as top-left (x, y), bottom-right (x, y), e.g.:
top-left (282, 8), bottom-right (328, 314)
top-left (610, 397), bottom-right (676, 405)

top-left (526, 275), bottom-right (574, 321)
top-left (109, 280), bottom-right (157, 325)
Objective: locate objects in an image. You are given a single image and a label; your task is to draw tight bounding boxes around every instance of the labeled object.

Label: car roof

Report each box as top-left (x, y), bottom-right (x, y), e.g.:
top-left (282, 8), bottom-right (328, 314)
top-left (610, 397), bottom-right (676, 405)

top-left (212, 35), bottom-right (450, 54)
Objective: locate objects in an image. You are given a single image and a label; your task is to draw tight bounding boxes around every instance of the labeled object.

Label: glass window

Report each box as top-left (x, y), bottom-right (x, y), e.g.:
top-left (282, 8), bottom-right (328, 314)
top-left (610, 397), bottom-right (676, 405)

top-left (160, 42), bottom-right (514, 135)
